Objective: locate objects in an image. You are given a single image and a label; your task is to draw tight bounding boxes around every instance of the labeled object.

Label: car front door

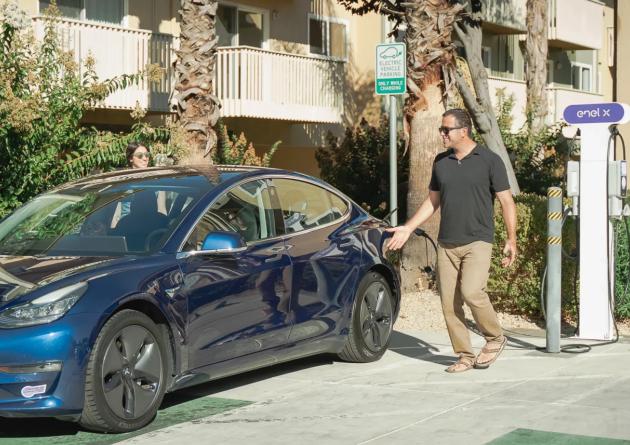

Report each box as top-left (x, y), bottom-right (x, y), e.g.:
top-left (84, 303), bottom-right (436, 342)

top-left (177, 179), bottom-right (292, 369)
top-left (270, 178), bottom-right (362, 343)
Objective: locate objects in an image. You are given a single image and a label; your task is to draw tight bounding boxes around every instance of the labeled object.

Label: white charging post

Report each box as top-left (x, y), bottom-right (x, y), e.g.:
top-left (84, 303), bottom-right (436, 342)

top-left (564, 102), bottom-right (630, 340)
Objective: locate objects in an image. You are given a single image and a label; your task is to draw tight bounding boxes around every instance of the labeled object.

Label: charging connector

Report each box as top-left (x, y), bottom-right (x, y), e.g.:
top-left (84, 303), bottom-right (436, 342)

top-left (567, 160), bottom-right (580, 216)
top-left (609, 160), bottom-right (627, 219)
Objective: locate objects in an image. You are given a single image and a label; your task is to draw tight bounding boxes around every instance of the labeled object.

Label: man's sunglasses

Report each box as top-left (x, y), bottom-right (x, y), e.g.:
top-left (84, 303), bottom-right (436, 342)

top-left (133, 152), bottom-right (151, 159)
top-left (438, 126), bottom-right (463, 135)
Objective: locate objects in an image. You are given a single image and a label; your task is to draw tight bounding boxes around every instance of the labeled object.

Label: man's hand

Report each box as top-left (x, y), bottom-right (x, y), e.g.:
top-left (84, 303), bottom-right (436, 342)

top-left (385, 226), bottom-right (413, 251)
top-left (501, 239), bottom-right (517, 267)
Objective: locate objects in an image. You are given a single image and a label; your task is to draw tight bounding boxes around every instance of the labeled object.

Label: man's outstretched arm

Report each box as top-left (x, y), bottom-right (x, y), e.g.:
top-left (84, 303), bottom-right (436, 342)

top-left (385, 190), bottom-right (440, 251)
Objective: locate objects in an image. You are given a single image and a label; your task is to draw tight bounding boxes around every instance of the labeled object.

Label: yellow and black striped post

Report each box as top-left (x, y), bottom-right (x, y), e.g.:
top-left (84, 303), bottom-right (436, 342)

top-left (546, 187), bottom-right (563, 353)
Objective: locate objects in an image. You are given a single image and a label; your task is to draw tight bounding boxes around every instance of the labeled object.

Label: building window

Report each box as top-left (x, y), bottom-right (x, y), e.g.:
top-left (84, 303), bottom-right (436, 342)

top-left (571, 62), bottom-right (592, 92)
top-left (308, 15), bottom-right (348, 60)
top-left (217, 4), bottom-right (266, 48)
top-left (481, 46), bottom-right (492, 73)
top-left (39, 0), bottom-right (124, 25)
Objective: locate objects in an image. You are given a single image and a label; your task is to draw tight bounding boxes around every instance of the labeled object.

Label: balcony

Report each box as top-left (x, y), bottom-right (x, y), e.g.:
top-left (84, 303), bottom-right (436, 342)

top-left (548, 0), bottom-right (603, 50)
top-left (547, 84), bottom-right (604, 124)
top-left (487, 76), bottom-right (604, 130)
top-left (482, 0), bottom-right (526, 34)
top-left (215, 47), bottom-right (344, 123)
top-left (32, 17), bottom-right (176, 113)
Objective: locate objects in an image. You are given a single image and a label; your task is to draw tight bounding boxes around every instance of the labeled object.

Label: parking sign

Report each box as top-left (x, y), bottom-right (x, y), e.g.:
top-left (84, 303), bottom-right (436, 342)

top-left (375, 43), bottom-right (406, 95)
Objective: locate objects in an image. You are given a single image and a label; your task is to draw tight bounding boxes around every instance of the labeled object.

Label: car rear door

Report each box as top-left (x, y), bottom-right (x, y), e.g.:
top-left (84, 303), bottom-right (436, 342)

top-left (270, 178), bottom-right (362, 343)
top-left (177, 179), bottom-right (292, 369)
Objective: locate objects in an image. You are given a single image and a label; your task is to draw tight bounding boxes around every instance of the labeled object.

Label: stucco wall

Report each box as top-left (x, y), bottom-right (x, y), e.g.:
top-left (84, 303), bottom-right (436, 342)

top-left (617, 0), bottom-right (630, 149)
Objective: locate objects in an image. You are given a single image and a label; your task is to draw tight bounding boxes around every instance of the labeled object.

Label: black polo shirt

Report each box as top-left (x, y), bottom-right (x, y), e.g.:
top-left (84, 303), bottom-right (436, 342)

top-left (429, 145), bottom-right (510, 244)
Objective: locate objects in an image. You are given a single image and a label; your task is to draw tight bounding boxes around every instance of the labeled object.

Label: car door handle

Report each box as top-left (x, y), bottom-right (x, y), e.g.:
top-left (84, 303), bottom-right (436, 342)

top-left (265, 253), bottom-right (284, 263)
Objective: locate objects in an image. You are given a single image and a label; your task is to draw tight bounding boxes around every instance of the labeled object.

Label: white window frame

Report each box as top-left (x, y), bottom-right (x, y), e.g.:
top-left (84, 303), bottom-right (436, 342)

top-left (307, 14), bottom-right (349, 62)
top-left (38, 0), bottom-right (128, 26)
top-left (217, 1), bottom-right (270, 50)
top-left (570, 61), bottom-right (593, 92)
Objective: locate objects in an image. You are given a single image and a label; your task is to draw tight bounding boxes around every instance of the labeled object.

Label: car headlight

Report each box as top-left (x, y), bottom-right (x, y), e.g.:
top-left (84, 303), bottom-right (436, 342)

top-left (0, 282), bottom-right (88, 328)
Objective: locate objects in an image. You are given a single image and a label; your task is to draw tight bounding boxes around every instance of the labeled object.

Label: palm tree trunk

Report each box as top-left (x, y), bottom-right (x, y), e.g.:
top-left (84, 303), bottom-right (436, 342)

top-left (401, 75), bottom-right (444, 291)
top-left (525, 0), bottom-right (549, 134)
top-left (400, 0), bottom-right (462, 292)
top-left (174, 0), bottom-right (220, 164)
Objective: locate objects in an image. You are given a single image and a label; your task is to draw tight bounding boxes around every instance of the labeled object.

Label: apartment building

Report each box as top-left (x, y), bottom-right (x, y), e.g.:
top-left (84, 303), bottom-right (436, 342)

top-left (614, 0), bottom-right (630, 146)
top-left (14, 0), bottom-right (622, 175)
top-left (480, 0), bottom-right (608, 133)
top-left (16, 0), bottom-right (383, 176)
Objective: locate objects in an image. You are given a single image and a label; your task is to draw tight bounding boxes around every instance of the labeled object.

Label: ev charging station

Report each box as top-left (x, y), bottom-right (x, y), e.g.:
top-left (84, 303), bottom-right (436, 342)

top-left (558, 102), bottom-right (630, 342)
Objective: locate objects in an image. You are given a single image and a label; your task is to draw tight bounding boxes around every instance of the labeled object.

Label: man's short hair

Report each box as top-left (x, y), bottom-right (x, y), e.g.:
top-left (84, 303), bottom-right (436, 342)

top-left (443, 108), bottom-right (473, 136)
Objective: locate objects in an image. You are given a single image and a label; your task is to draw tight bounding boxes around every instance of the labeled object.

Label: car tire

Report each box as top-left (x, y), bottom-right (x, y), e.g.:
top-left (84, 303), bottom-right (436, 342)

top-left (79, 309), bottom-right (168, 433)
top-left (338, 271), bottom-right (394, 363)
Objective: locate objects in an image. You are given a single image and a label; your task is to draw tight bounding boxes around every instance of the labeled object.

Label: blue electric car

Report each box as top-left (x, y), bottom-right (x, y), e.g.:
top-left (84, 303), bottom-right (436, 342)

top-left (0, 166), bottom-right (399, 432)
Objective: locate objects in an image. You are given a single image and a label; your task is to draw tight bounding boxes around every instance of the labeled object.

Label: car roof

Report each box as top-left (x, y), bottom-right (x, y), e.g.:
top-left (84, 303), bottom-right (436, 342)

top-left (51, 165), bottom-right (296, 193)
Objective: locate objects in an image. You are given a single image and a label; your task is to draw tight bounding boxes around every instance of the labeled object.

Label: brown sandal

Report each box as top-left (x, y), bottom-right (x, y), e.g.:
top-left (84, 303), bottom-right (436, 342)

top-left (474, 337), bottom-right (507, 369)
top-left (445, 357), bottom-right (474, 373)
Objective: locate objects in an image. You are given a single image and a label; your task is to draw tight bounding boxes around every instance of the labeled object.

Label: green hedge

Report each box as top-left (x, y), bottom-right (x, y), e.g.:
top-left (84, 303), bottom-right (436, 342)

top-left (489, 194), bottom-right (630, 321)
top-left (615, 219), bottom-right (630, 319)
top-left (489, 194), bottom-right (578, 318)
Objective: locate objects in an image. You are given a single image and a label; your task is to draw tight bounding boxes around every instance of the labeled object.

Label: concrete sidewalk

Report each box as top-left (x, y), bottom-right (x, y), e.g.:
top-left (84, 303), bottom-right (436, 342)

top-left (117, 329), bottom-right (630, 445)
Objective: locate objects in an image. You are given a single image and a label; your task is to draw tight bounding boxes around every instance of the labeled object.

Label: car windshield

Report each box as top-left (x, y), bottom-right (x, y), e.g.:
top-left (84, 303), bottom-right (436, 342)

top-left (0, 174), bottom-right (210, 257)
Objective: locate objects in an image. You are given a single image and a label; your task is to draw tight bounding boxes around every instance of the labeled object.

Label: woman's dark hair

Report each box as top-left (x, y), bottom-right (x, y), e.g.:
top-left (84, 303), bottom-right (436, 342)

top-left (126, 142), bottom-right (150, 165)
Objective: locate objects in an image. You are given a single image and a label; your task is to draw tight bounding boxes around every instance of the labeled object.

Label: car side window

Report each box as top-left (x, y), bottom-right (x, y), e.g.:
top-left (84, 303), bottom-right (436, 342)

top-left (272, 179), bottom-right (349, 234)
top-left (183, 179), bottom-right (278, 251)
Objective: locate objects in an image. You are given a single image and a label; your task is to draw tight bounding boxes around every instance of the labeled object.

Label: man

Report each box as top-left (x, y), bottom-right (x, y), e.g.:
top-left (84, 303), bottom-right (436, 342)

top-left (386, 108), bottom-right (517, 373)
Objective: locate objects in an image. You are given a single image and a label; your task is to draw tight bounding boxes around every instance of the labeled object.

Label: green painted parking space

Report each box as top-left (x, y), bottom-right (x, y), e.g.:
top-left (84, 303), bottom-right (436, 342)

top-left (0, 396), bottom-right (251, 445)
top-left (488, 429), bottom-right (630, 445)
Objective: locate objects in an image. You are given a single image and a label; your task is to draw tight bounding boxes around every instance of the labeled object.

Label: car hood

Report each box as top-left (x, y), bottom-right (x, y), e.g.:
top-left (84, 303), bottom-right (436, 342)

top-left (0, 255), bottom-right (119, 303)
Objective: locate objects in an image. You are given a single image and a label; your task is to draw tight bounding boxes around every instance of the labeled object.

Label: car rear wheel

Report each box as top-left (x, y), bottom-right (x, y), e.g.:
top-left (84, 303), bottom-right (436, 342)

top-left (338, 272), bottom-right (394, 363)
top-left (80, 309), bottom-right (167, 433)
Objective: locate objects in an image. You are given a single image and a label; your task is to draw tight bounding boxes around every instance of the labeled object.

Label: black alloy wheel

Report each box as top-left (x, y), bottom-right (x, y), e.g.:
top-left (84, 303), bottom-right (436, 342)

top-left (338, 272), bottom-right (395, 362)
top-left (80, 310), bottom-right (168, 433)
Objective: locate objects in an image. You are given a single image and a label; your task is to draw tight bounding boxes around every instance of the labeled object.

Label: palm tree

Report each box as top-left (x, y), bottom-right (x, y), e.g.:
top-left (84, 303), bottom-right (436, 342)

top-left (173, 0), bottom-right (220, 164)
top-left (524, 0), bottom-right (548, 134)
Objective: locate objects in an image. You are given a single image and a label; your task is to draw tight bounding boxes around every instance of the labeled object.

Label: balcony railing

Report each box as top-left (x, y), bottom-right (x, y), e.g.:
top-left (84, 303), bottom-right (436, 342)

top-left (547, 84), bottom-right (604, 124)
top-left (30, 19), bottom-right (345, 123)
top-left (482, 0), bottom-right (526, 33)
top-left (215, 46), bottom-right (344, 123)
top-left (32, 16), bottom-right (176, 113)
top-left (487, 76), bottom-right (604, 130)
top-left (548, 0), bottom-right (603, 50)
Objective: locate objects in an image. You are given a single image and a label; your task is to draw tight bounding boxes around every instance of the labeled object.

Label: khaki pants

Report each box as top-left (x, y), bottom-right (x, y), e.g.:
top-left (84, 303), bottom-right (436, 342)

top-left (437, 240), bottom-right (504, 360)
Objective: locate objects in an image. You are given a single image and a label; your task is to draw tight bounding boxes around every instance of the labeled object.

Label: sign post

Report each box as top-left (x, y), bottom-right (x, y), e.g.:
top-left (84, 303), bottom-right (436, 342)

top-left (376, 43), bottom-right (406, 226)
top-left (563, 102), bottom-right (630, 340)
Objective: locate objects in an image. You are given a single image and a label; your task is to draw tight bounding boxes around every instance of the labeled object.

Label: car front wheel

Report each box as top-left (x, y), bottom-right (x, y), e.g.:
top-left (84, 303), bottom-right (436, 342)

top-left (80, 309), bottom-right (168, 433)
top-left (338, 271), bottom-right (394, 363)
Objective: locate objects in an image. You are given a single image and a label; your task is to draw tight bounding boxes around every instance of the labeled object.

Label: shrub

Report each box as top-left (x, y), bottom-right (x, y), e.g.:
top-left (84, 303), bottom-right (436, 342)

top-left (214, 121), bottom-right (279, 167)
top-left (0, 2), bottom-right (157, 217)
top-left (493, 90), bottom-right (574, 196)
top-left (0, 3), bottom-right (274, 219)
top-left (316, 118), bottom-right (408, 220)
top-left (489, 194), bottom-right (578, 319)
top-left (615, 218), bottom-right (630, 319)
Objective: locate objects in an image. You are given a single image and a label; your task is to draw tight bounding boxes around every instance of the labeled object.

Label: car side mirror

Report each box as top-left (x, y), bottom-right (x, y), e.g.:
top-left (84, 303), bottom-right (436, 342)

top-left (177, 231), bottom-right (247, 259)
top-left (200, 231), bottom-right (247, 254)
